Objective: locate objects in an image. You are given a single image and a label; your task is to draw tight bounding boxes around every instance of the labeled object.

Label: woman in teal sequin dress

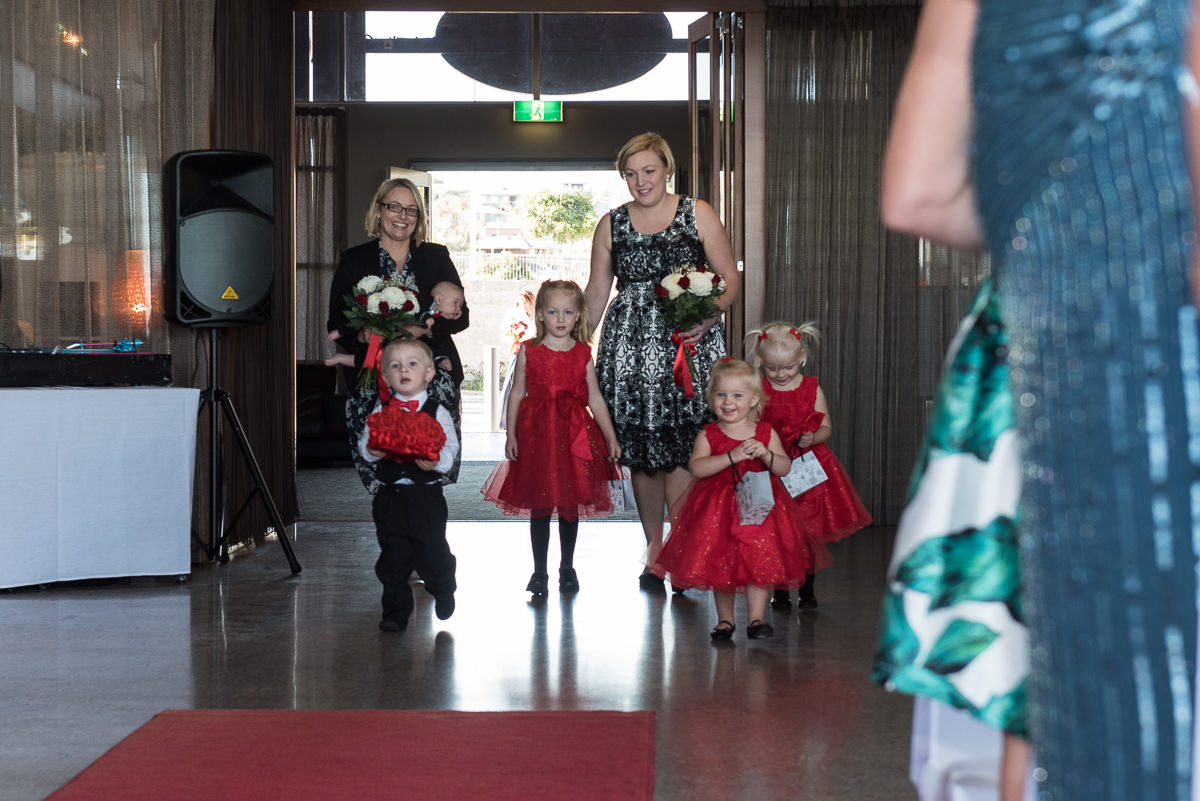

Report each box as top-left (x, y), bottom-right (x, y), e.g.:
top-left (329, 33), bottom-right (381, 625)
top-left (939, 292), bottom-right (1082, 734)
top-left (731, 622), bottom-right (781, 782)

top-left (880, 1), bottom-right (1200, 799)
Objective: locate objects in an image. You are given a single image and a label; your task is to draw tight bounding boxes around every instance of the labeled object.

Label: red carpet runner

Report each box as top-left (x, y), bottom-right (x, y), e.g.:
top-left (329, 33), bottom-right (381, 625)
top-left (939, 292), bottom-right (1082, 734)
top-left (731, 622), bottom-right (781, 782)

top-left (47, 709), bottom-right (655, 800)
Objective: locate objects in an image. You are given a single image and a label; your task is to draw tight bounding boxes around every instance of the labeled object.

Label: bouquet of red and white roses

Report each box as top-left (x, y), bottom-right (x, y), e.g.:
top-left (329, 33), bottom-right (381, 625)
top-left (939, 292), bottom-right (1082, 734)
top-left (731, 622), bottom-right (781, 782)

top-left (654, 264), bottom-right (726, 397)
top-left (506, 317), bottom-right (530, 354)
top-left (339, 274), bottom-right (422, 392)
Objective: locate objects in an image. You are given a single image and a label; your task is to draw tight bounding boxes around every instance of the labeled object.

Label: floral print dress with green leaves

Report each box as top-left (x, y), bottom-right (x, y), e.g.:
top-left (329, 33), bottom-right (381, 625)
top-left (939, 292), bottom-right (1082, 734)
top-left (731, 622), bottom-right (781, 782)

top-left (872, 280), bottom-right (1028, 736)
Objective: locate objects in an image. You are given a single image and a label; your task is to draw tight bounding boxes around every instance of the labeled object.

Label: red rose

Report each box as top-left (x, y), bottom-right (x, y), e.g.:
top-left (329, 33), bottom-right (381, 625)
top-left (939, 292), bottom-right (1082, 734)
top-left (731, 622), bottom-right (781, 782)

top-left (402, 299), bottom-right (415, 312)
top-left (379, 301), bottom-right (390, 316)
top-left (654, 286), bottom-right (668, 298)
top-left (356, 293), bottom-right (368, 306)
top-left (678, 276), bottom-right (691, 290)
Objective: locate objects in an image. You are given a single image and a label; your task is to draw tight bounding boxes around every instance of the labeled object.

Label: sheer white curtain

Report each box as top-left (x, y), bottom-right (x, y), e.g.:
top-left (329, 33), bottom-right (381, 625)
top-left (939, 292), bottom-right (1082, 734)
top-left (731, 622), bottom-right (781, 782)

top-left (1, 0), bottom-right (213, 360)
top-left (296, 109), bottom-right (344, 363)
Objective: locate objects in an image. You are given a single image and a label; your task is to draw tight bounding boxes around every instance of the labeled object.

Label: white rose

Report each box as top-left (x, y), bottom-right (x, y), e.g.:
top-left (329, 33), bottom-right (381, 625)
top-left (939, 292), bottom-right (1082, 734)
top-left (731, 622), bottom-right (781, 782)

top-left (354, 275), bottom-right (383, 295)
top-left (660, 273), bottom-right (684, 300)
top-left (379, 286), bottom-right (407, 308)
top-left (690, 272), bottom-right (714, 297)
top-left (366, 294), bottom-right (382, 315)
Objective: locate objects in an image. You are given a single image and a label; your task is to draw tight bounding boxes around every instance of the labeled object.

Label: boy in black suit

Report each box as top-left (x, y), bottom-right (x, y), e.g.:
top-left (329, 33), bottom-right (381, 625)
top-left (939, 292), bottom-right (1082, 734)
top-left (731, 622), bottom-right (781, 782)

top-left (358, 338), bottom-right (458, 632)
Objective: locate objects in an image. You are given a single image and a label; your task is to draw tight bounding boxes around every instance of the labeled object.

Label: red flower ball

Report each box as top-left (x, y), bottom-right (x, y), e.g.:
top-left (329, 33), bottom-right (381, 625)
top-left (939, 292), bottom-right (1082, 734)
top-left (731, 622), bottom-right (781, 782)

top-left (367, 404), bottom-right (447, 462)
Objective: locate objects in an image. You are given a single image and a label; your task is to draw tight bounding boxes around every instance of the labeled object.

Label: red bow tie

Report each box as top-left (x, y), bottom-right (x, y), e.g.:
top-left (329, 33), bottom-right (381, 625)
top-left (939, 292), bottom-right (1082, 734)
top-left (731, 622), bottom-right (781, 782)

top-left (396, 399), bottom-right (419, 412)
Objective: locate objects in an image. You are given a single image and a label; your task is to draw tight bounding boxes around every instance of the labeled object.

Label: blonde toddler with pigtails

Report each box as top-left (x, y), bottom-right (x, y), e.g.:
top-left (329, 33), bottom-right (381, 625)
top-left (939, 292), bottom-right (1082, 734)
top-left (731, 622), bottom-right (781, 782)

top-left (749, 321), bottom-right (872, 613)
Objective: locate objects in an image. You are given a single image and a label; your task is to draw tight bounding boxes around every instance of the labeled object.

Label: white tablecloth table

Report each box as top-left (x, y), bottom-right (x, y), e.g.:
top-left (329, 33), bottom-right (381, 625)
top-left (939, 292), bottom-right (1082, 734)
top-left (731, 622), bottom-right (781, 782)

top-left (0, 387), bottom-right (199, 588)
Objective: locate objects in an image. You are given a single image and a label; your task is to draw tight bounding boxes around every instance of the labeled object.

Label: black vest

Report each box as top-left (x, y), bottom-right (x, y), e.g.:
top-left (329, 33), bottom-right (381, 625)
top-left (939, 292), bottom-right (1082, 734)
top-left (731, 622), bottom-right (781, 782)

top-left (375, 396), bottom-right (444, 486)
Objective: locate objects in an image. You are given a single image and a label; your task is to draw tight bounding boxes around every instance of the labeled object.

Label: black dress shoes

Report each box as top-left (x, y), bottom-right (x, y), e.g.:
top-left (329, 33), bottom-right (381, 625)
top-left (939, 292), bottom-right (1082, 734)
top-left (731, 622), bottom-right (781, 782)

top-left (526, 572), bottom-right (549, 596)
top-left (434, 593), bottom-right (455, 620)
top-left (559, 567), bottom-right (579, 593)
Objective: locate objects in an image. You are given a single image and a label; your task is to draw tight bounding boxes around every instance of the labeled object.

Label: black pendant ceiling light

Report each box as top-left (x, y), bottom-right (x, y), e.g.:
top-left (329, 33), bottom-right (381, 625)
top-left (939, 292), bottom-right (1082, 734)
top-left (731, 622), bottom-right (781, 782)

top-left (435, 13), bottom-right (675, 95)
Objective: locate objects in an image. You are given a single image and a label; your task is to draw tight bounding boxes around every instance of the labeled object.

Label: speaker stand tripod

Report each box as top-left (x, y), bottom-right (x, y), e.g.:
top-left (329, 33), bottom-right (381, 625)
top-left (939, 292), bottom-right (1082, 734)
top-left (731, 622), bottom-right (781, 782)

top-left (199, 327), bottom-right (301, 573)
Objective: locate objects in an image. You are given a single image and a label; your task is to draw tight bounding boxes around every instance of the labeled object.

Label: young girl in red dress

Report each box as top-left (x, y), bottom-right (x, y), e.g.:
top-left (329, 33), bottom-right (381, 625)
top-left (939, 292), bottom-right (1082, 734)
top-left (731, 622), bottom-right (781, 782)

top-left (651, 358), bottom-right (829, 641)
top-left (481, 280), bottom-right (621, 596)
top-left (751, 322), bottom-right (872, 611)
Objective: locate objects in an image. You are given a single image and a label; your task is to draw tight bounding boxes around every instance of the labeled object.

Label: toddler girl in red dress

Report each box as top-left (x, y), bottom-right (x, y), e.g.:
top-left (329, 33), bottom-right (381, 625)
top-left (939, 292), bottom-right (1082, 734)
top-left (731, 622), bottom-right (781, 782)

top-left (652, 358), bottom-right (829, 641)
top-left (751, 322), bottom-right (872, 612)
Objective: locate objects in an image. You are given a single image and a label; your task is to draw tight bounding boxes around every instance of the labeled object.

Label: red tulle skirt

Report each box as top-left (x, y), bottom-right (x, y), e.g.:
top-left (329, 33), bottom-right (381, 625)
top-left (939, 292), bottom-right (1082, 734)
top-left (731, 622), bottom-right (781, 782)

top-left (480, 397), bottom-right (613, 519)
top-left (652, 471), bottom-right (831, 592)
top-left (794, 444), bottom-right (872, 543)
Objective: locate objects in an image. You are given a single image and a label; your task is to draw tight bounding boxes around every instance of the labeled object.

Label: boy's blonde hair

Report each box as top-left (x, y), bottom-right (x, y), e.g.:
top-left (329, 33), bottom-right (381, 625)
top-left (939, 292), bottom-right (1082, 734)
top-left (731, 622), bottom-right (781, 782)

top-left (381, 337), bottom-right (434, 370)
top-left (746, 321), bottom-right (820, 368)
top-left (532, 280), bottom-right (592, 345)
top-left (705, 357), bottom-right (765, 409)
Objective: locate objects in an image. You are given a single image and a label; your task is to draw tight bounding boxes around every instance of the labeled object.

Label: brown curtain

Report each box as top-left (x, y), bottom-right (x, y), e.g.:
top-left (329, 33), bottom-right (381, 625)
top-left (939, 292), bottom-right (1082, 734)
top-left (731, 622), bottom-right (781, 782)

top-left (763, 2), bottom-right (989, 524)
top-left (205, 0), bottom-right (299, 552)
top-left (296, 109), bottom-right (345, 364)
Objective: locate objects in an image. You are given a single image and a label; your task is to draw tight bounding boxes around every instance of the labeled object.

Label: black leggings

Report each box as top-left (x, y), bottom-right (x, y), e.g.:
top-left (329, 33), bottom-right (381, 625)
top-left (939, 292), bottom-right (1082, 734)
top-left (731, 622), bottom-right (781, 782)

top-left (530, 515), bottom-right (578, 574)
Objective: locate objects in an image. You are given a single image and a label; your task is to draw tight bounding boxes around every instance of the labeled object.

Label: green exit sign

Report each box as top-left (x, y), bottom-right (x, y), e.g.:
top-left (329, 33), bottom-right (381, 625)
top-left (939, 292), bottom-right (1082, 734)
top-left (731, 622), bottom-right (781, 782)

top-left (513, 100), bottom-right (563, 123)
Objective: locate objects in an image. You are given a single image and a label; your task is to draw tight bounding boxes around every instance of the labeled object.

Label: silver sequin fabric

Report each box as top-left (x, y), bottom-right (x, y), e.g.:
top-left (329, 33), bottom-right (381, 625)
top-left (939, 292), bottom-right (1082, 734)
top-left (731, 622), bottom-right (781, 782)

top-left (972, 2), bottom-right (1199, 798)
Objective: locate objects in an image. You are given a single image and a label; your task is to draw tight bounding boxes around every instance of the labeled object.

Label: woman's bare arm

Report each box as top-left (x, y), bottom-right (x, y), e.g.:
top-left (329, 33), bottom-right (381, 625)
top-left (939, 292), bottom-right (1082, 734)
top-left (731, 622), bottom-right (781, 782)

top-left (880, 0), bottom-right (984, 251)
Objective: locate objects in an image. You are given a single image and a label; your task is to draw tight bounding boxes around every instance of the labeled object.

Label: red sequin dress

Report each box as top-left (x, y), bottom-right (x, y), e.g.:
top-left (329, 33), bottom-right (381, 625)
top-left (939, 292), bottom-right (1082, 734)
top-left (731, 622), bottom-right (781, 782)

top-left (481, 341), bottom-right (613, 519)
top-left (651, 422), bottom-right (830, 591)
top-left (760, 376), bottom-right (871, 543)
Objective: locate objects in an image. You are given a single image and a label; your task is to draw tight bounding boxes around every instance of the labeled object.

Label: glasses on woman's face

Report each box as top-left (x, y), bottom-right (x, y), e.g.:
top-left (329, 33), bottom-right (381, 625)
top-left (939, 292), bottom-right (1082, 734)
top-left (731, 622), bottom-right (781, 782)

top-left (378, 201), bottom-right (420, 218)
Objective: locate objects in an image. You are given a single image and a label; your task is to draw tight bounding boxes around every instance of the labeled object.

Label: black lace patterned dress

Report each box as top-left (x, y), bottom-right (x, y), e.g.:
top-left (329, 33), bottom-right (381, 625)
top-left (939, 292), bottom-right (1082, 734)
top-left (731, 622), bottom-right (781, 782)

top-left (596, 196), bottom-right (725, 472)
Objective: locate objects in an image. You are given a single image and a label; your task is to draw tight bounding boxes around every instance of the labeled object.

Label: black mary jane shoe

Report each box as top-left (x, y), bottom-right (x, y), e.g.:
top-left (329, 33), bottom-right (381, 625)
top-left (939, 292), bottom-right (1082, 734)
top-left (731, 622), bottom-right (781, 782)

top-left (770, 590), bottom-right (792, 610)
top-left (638, 573), bottom-right (666, 592)
top-left (797, 595), bottom-right (819, 611)
top-left (709, 621), bottom-right (736, 642)
top-left (747, 619), bottom-right (775, 639)
top-left (526, 572), bottom-right (549, 597)
top-left (559, 567), bottom-right (580, 593)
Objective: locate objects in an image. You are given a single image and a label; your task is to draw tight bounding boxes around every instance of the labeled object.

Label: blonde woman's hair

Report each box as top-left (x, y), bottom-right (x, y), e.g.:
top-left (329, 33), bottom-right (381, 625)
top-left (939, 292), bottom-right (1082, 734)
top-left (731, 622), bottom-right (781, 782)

top-left (532, 280), bottom-right (592, 345)
top-left (746, 321), bottom-right (820, 368)
top-left (364, 177), bottom-right (428, 246)
top-left (705, 357), bottom-right (765, 410)
top-left (615, 132), bottom-right (676, 178)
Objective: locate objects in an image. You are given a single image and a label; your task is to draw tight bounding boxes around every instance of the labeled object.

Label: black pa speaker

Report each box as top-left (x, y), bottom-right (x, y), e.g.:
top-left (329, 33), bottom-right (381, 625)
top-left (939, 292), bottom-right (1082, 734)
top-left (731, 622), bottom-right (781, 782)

top-left (164, 150), bottom-right (274, 326)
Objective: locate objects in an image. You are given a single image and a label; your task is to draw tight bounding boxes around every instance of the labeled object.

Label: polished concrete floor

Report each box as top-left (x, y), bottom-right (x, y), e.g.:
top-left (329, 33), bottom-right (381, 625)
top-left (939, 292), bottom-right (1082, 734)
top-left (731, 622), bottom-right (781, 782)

top-left (1, 497), bottom-right (917, 800)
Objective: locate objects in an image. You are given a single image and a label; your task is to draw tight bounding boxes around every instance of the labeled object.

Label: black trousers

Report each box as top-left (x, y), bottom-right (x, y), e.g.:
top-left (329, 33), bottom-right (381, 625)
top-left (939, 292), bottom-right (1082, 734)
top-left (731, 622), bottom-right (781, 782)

top-left (372, 483), bottom-right (456, 621)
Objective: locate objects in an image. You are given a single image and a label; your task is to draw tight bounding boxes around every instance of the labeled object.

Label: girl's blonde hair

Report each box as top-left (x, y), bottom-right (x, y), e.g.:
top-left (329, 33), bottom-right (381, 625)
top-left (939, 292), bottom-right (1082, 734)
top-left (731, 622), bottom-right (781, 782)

top-left (705, 357), bottom-right (765, 410)
top-left (364, 177), bottom-right (428, 246)
top-left (745, 321), bottom-right (820, 368)
top-left (532, 280), bottom-right (592, 345)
